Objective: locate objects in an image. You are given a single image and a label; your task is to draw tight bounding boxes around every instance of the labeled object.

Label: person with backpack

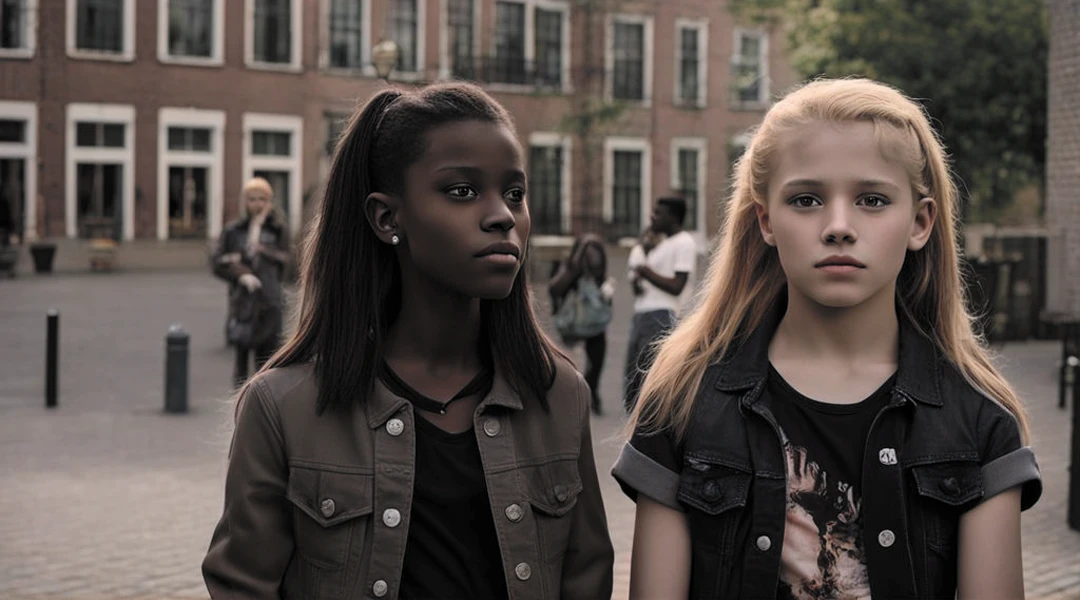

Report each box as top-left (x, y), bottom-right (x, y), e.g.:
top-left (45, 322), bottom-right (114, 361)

top-left (549, 233), bottom-right (615, 415)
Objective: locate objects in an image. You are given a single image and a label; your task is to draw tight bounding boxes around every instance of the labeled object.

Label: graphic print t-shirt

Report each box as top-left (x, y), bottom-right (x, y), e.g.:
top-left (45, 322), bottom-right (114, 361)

top-left (766, 365), bottom-right (895, 600)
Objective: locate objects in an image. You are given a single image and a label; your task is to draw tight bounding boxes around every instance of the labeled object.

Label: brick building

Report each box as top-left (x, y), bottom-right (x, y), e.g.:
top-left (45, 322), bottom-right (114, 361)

top-left (0, 0), bottom-right (791, 250)
top-left (1046, 0), bottom-right (1080, 317)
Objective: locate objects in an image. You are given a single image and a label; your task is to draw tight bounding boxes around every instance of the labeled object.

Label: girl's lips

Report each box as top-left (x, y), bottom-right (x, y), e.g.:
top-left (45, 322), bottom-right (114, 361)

top-left (478, 253), bottom-right (519, 267)
top-left (817, 264), bottom-right (862, 274)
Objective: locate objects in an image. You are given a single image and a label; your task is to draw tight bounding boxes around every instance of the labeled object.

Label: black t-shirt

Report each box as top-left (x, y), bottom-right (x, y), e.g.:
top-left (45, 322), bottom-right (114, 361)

top-left (766, 364), bottom-right (895, 600)
top-left (398, 412), bottom-right (508, 600)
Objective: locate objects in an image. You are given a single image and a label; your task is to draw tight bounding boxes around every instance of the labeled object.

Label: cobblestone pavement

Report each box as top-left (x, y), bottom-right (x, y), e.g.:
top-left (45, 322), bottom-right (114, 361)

top-left (1, 269), bottom-right (1079, 599)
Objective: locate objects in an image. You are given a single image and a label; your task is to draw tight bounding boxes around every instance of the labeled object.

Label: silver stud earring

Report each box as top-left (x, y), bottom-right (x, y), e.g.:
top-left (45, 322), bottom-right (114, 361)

top-left (390, 234), bottom-right (400, 245)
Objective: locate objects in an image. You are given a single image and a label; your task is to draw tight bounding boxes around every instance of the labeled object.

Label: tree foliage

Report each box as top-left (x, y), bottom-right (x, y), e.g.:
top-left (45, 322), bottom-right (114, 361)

top-left (730, 0), bottom-right (1048, 221)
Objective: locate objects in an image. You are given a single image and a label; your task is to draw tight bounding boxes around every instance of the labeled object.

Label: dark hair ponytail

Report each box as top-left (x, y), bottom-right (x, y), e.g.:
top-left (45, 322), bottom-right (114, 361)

top-left (266, 83), bottom-right (562, 415)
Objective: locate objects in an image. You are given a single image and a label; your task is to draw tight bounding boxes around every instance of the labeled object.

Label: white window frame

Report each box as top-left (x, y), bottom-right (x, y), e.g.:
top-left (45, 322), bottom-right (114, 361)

top-left (486, 0), bottom-right (572, 94)
top-left (65, 103), bottom-right (136, 240)
top-left (242, 112), bottom-right (303, 235)
top-left (0, 101), bottom-right (38, 241)
top-left (319, 0), bottom-right (373, 75)
top-left (66, 0), bottom-right (136, 62)
top-left (731, 27), bottom-right (770, 107)
top-left (438, 0), bottom-right (481, 80)
top-left (0, 0), bottom-right (38, 59)
top-left (603, 136), bottom-right (651, 239)
top-left (387, 0), bottom-right (426, 81)
top-left (605, 13), bottom-right (654, 106)
top-left (158, 0), bottom-right (225, 66)
top-left (527, 131), bottom-right (573, 241)
top-left (670, 137), bottom-right (708, 241)
top-left (674, 18), bottom-right (708, 108)
top-left (245, 0), bottom-right (303, 72)
top-left (157, 108), bottom-right (225, 240)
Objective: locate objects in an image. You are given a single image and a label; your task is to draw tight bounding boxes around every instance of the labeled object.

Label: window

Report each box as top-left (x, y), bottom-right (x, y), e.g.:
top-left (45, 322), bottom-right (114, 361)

top-left (732, 29), bottom-right (768, 105)
top-left (0, 101), bottom-right (37, 242)
top-left (534, 7), bottom-right (562, 88)
top-left (446, 0), bottom-right (475, 79)
top-left (393, 0), bottom-right (420, 73)
top-left (671, 138), bottom-right (707, 232)
top-left (608, 15), bottom-right (652, 103)
top-left (0, 119), bottom-right (26, 142)
top-left (604, 138), bottom-right (650, 239)
top-left (71, 0), bottom-right (132, 57)
top-left (249, 0), bottom-right (300, 67)
top-left (528, 133), bottom-right (571, 236)
top-left (328, 0), bottom-right (364, 69)
top-left (66, 103), bottom-right (134, 240)
top-left (167, 0), bottom-right (212, 58)
top-left (493, 2), bottom-right (526, 84)
top-left (675, 20), bottom-right (708, 107)
top-left (243, 113), bottom-right (303, 234)
top-left (158, 108), bottom-right (225, 240)
top-left (1, 0), bottom-right (36, 54)
top-left (485, 1), bottom-right (567, 90)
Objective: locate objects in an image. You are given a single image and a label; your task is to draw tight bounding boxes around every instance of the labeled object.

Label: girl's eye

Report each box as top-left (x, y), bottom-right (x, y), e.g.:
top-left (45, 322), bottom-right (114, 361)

top-left (445, 185), bottom-right (477, 199)
top-left (858, 194), bottom-right (890, 208)
top-left (788, 194), bottom-right (822, 208)
top-left (504, 187), bottom-right (526, 204)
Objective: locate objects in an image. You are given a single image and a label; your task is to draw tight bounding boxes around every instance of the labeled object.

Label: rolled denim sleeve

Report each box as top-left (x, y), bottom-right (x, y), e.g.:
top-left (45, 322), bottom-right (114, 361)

top-left (611, 429), bottom-right (683, 511)
top-left (978, 402), bottom-right (1042, 511)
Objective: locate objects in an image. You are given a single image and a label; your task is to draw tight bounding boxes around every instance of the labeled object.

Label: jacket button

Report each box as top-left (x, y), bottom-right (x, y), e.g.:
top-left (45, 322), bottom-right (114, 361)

top-left (386, 418), bottom-right (405, 436)
top-left (505, 503), bottom-right (524, 522)
top-left (878, 529), bottom-right (896, 548)
top-left (756, 535), bottom-right (772, 552)
top-left (483, 418), bottom-right (501, 437)
top-left (554, 485), bottom-right (568, 503)
top-left (319, 498), bottom-right (336, 518)
top-left (940, 477), bottom-right (960, 495)
top-left (372, 579), bottom-right (388, 597)
top-left (878, 448), bottom-right (898, 465)
top-left (383, 508), bottom-right (402, 528)
top-left (702, 480), bottom-right (722, 501)
top-left (515, 562), bottom-right (532, 581)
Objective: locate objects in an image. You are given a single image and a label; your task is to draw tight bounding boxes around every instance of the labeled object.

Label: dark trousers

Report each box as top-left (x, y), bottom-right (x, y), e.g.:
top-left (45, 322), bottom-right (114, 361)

top-left (581, 332), bottom-right (607, 413)
top-left (233, 340), bottom-right (279, 388)
top-left (624, 309), bottom-right (677, 413)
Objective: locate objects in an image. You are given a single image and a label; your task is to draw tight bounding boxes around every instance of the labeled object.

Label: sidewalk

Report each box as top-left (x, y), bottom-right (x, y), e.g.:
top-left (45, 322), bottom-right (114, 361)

top-left (1, 269), bottom-right (1078, 599)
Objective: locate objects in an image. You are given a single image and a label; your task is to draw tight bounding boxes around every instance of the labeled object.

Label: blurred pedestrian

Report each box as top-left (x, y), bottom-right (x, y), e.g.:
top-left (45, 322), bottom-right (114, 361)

top-left (549, 233), bottom-right (615, 415)
top-left (211, 177), bottom-right (291, 387)
top-left (203, 82), bottom-right (613, 599)
top-left (623, 197), bottom-right (697, 413)
top-left (614, 78), bottom-right (1041, 600)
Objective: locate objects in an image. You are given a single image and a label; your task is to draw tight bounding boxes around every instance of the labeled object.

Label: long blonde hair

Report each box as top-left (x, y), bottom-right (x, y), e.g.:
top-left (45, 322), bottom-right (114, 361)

top-left (629, 78), bottom-right (1030, 443)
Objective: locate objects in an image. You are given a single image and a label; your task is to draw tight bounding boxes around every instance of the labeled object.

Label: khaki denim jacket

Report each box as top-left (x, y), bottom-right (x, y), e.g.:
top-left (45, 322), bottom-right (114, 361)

top-left (202, 356), bottom-right (614, 600)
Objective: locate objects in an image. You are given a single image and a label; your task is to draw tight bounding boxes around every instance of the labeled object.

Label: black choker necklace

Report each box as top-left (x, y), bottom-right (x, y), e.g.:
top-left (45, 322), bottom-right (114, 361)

top-left (379, 362), bottom-right (494, 415)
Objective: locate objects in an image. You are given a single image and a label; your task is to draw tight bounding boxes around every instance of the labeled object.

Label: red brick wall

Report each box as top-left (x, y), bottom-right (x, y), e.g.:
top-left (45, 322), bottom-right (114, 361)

top-left (1046, 0), bottom-right (1080, 316)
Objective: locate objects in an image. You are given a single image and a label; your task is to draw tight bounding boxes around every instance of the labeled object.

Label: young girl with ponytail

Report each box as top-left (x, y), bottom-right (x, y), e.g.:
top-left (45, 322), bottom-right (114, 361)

top-left (204, 83), bottom-right (613, 599)
top-left (613, 78), bottom-right (1041, 600)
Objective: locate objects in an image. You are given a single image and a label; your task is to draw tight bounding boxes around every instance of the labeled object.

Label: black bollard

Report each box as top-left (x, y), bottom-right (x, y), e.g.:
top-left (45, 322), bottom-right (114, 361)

top-left (165, 324), bottom-right (189, 414)
top-left (1069, 353), bottom-right (1080, 531)
top-left (45, 310), bottom-right (58, 409)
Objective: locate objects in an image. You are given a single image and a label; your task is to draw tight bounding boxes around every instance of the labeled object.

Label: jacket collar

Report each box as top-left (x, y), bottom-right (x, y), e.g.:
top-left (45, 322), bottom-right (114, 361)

top-left (364, 358), bottom-right (523, 429)
top-left (712, 295), bottom-right (944, 407)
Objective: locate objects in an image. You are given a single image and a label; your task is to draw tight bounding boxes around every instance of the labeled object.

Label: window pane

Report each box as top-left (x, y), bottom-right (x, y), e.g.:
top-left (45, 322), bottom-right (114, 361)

top-left (329, 0), bottom-right (363, 68)
top-left (679, 28), bottom-right (699, 104)
top-left (0, 158), bottom-right (25, 239)
top-left (393, 0), bottom-right (418, 72)
top-left (0, 118), bottom-right (25, 143)
top-left (0, 0), bottom-right (26, 49)
top-left (76, 0), bottom-right (124, 53)
top-left (612, 150), bottom-right (642, 238)
top-left (191, 127), bottom-right (211, 152)
top-left (613, 22), bottom-right (644, 101)
top-left (76, 122), bottom-right (98, 147)
top-left (77, 162), bottom-right (122, 239)
top-left (102, 123), bottom-right (124, 148)
top-left (253, 131), bottom-right (291, 156)
top-left (528, 145), bottom-right (563, 235)
top-left (168, 0), bottom-right (214, 58)
top-left (448, 0), bottom-right (474, 79)
top-left (678, 148), bottom-right (698, 230)
top-left (254, 0), bottom-right (291, 63)
top-left (168, 166), bottom-right (208, 238)
top-left (167, 127), bottom-right (185, 150)
top-left (535, 8), bottom-right (562, 88)
top-left (493, 2), bottom-right (525, 84)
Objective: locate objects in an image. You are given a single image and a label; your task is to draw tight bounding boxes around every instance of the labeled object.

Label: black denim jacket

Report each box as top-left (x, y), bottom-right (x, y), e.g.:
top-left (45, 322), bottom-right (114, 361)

top-left (613, 305), bottom-right (1042, 599)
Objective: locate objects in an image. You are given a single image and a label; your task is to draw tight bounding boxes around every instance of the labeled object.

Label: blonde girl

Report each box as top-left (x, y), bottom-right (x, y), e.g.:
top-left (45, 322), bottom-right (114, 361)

top-left (613, 78), bottom-right (1041, 600)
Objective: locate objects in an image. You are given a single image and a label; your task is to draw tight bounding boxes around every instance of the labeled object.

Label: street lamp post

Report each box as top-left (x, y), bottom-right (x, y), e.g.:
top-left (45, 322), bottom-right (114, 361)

top-left (372, 39), bottom-right (401, 81)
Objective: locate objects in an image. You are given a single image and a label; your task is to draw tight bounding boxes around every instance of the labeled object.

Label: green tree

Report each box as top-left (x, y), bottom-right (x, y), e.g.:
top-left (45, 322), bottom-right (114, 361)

top-left (731, 0), bottom-right (1048, 222)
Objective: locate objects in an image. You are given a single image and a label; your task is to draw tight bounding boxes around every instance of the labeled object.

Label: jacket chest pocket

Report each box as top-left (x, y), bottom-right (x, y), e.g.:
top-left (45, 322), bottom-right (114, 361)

top-left (677, 456), bottom-right (752, 594)
top-left (910, 460), bottom-right (983, 552)
top-left (523, 458), bottom-right (583, 564)
top-left (286, 466), bottom-right (374, 575)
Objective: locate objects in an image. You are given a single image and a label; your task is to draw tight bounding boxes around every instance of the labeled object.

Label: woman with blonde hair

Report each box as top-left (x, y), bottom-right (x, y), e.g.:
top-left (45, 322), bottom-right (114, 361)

top-left (613, 78), bottom-right (1041, 599)
top-left (211, 177), bottom-right (291, 386)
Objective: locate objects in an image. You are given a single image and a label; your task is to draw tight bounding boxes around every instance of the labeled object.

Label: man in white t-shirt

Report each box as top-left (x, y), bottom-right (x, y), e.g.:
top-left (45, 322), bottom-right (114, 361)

top-left (624, 197), bottom-right (697, 412)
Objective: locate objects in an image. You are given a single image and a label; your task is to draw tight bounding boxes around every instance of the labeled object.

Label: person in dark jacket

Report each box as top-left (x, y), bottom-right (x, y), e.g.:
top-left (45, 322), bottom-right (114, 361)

top-left (212, 177), bottom-right (291, 386)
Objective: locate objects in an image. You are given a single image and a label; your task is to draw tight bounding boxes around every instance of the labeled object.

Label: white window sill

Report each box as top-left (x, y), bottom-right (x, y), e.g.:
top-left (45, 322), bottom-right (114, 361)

top-left (0, 48), bottom-right (34, 59)
top-left (67, 49), bottom-right (134, 62)
top-left (159, 54), bottom-right (224, 68)
top-left (245, 60), bottom-right (303, 73)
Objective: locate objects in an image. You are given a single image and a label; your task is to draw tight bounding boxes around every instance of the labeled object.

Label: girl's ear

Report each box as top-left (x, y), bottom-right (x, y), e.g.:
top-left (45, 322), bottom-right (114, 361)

top-left (365, 192), bottom-right (401, 244)
top-left (755, 202), bottom-right (776, 246)
top-left (907, 197), bottom-right (937, 251)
